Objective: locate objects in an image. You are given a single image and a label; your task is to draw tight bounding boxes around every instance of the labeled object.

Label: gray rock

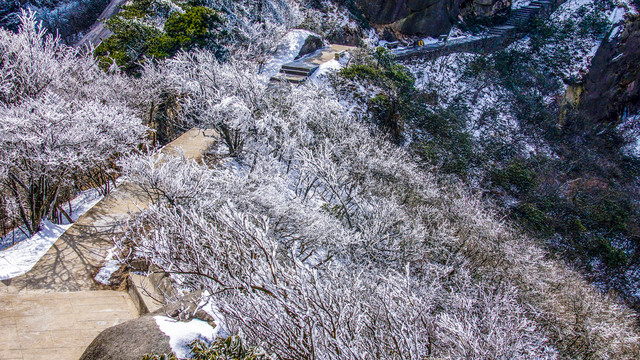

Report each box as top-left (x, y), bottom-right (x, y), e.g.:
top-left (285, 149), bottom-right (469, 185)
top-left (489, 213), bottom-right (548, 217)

top-left (79, 315), bottom-right (172, 360)
top-left (353, 0), bottom-right (511, 36)
top-left (81, 291), bottom-right (216, 360)
top-left (579, 14), bottom-right (640, 123)
top-left (297, 35), bottom-right (325, 59)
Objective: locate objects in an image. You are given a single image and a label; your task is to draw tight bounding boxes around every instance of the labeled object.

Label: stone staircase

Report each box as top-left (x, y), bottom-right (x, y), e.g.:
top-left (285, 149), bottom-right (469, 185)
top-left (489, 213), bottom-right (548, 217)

top-left (271, 63), bottom-right (319, 83)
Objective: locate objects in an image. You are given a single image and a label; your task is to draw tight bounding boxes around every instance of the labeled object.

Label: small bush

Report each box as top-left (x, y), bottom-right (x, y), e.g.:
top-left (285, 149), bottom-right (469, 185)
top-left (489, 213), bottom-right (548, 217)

top-left (143, 337), bottom-right (269, 360)
top-left (491, 160), bottom-right (537, 195)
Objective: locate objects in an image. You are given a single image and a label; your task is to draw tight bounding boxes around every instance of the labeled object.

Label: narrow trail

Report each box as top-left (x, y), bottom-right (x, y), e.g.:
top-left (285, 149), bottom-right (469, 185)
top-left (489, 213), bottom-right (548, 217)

top-left (0, 129), bottom-right (217, 360)
top-left (393, 0), bottom-right (562, 61)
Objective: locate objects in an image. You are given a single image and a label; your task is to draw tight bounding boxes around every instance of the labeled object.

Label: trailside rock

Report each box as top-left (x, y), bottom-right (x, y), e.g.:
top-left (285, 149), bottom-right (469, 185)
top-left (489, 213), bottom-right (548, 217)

top-left (79, 315), bottom-right (172, 360)
top-left (80, 291), bottom-right (216, 360)
top-left (297, 35), bottom-right (325, 58)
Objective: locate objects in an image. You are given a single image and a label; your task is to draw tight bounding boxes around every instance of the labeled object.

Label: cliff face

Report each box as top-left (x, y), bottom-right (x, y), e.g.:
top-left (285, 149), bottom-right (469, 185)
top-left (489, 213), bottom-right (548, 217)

top-left (354, 0), bottom-right (510, 36)
top-left (580, 14), bottom-right (640, 123)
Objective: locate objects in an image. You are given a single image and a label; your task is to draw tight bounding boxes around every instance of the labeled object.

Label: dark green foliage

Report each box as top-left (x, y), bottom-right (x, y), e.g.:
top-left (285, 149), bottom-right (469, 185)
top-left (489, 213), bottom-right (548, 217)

top-left (95, 0), bottom-right (226, 74)
top-left (143, 336), bottom-right (268, 360)
top-left (515, 203), bottom-right (550, 233)
top-left (337, 47), bottom-right (415, 142)
top-left (491, 160), bottom-right (537, 195)
top-left (411, 107), bottom-right (473, 176)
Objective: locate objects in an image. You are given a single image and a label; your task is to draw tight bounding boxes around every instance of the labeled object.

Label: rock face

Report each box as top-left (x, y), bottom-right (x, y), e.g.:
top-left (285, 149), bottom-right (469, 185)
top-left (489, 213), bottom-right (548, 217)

top-left (353, 0), bottom-right (510, 36)
top-left (580, 14), bottom-right (640, 123)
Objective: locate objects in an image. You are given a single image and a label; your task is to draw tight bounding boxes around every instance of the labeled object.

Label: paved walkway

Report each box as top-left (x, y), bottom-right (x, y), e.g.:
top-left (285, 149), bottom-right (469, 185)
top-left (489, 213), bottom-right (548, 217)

top-left (0, 129), bottom-right (217, 360)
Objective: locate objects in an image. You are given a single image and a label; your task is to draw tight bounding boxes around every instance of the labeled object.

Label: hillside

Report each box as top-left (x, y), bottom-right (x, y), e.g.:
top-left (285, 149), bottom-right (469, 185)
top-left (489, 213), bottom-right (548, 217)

top-left (1, 0), bottom-right (640, 359)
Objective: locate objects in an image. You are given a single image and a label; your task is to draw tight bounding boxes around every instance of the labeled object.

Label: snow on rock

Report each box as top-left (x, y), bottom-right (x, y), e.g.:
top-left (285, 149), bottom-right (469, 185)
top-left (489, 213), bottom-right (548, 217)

top-left (95, 246), bottom-right (120, 285)
top-left (512, 0), bottom-right (531, 9)
top-left (155, 316), bottom-right (223, 358)
top-left (0, 187), bottom-right (105, 279)
top-left (261, 29), bottom-right (317, 78)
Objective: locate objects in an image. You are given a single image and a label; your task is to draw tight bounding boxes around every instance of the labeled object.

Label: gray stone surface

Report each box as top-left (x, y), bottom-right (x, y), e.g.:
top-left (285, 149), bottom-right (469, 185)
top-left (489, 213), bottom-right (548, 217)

top-left (79, 314), bottom-right (172, 360)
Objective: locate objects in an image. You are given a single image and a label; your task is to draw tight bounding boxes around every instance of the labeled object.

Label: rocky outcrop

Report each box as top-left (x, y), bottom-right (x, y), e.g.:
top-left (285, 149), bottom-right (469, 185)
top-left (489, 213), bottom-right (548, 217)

top-left (580, 14), bottom-right (640, 123)
top-left (79, 315), bottom-right (172, 360)
top-left (80, 292), bottom-right (216, 360)
top-left (296, 34), bottom-right (325, 58)
top-left (353, 0), bottom-right (511, 36)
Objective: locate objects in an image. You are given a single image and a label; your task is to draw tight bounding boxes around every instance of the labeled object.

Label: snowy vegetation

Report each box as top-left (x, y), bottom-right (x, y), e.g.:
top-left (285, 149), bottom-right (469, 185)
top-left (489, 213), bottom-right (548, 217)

top-left (1, 1), bottom-right (640, 359)
top-left (405, 0), bottom-right (640, 309)
top-left (0, 13), bottom-right (147, 235)
top-left (121, 36), bottom-right (638, 359)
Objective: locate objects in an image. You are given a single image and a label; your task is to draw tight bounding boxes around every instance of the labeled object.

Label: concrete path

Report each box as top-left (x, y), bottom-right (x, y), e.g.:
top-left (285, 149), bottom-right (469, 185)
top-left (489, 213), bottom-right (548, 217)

top-left (0, 290), bottom-right (138, 360)
top-left (0, 129), bottom-right (216, 360)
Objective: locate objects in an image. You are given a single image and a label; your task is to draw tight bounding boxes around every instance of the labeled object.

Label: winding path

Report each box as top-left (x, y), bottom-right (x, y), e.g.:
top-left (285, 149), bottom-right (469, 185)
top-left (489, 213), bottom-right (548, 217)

top-left (0, 129), bottom-right (217, 360)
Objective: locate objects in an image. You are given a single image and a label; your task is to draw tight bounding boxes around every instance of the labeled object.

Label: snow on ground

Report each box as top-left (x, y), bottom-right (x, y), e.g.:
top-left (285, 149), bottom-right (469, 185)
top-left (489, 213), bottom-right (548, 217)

top-left (0, 220), bottom-right (72, 280)
top-left (618, 113), bottom-right (640, 157)
top-left (310, 53), bottom-right (350, 84)
top-left (261, 29), bottom-right (316, 78)
top-left (94, 246), bottom-right (120, 285)
top-left (155, 316), bottom-right (224, 358)
top-left (0, 187), bottom-right (104, 279)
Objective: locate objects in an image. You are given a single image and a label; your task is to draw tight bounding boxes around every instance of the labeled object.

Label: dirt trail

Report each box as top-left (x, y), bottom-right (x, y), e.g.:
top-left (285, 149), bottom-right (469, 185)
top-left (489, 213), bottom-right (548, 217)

top-left (0, 129), bottom-right (217, 360)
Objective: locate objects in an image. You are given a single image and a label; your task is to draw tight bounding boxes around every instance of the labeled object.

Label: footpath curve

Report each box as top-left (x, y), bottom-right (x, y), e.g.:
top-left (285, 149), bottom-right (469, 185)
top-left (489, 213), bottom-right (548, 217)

top-left (0, 129), bottom-right (217, 360)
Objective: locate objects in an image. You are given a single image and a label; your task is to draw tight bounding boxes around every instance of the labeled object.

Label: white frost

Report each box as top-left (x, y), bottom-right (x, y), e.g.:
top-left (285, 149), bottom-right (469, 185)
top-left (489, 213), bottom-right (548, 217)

top-left (155, 316), bottom-right (223, 358)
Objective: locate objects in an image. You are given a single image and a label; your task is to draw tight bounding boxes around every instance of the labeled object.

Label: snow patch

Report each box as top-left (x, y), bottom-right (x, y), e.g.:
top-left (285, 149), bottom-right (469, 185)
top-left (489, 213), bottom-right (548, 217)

top-left (155, 316), bottom-right (223, 358)
top-left (310, 59), bottom-right (343, 84)
top-left (261, 29), bottom-right (317, 78)
top-left (0, 220), bottom-right (71, 280)
top-left (94, 246), bottom-right (120, 285)
top-left (0, 187), bottom-right (105, 279)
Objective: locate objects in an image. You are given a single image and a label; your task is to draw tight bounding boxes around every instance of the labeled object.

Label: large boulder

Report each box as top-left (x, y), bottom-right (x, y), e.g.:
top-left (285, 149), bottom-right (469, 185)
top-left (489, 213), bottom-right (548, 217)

top-left (80, 291), bottom-right (216, 360)
top-left (79, 315), bottom-right (172, 360)
top-left (296, 34), bottom-right (325, 58)
top-left (353, 0), bottom-right (511, 36)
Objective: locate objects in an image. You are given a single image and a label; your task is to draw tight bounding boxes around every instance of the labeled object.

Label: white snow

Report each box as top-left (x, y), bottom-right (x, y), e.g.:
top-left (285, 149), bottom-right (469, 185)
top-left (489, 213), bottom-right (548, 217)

top-left (310, 59), bottom-right (343, 84)
top-left (261, 29), bottom-right (317, 78)
top-left (511, 0), bottom-right (531, 9)
top-left (94, 246), bottom-right (120, 285)
top-left (0, 187), bottom-right (105, 279)
top-left (0, 220), bottom-right (72, 280)
top-left (155, 316), bottom-right (224, 358)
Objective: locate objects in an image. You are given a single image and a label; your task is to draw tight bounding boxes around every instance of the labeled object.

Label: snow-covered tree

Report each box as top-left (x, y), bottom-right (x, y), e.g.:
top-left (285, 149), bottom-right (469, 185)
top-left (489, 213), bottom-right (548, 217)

top-left (121, 52), bottom-right (640, 359)
top-left (0, 12), bottom-right (148, 235)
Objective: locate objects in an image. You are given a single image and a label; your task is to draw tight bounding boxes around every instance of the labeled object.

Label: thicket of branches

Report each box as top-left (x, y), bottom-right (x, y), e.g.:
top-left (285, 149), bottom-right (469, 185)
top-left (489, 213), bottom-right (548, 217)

top-left (121, 51), bottom-right (640, 359)
top-left (0, 13), bottom-right (147, 235)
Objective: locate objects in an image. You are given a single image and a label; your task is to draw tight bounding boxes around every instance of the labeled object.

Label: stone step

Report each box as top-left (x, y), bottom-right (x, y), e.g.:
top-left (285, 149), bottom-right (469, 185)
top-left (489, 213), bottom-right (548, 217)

top-left (281, 65), bottom-right (314, 74)
top-left (270, 72), bottom-right (308, 83)
top-left (280, 68), bottom-right (310, 76)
